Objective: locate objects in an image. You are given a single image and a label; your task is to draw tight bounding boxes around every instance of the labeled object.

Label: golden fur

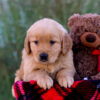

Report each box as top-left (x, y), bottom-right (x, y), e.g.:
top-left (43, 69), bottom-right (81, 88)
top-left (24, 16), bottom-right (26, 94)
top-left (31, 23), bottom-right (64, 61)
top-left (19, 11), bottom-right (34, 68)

top-left (13, 18), bottom-right (75, 91)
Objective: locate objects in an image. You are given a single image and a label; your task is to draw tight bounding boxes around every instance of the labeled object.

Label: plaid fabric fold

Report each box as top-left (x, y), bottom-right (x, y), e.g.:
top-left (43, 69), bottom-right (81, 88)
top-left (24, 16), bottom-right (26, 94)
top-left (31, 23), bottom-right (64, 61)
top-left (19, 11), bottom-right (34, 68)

top-left (13, 80), bottom-right (100, 100)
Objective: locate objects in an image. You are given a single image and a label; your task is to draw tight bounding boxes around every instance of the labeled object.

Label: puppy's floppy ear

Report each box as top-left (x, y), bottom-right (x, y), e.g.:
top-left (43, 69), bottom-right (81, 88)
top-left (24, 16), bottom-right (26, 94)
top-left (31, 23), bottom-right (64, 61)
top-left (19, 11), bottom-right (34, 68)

top-left (62, 33), bottom-right (73, 55)
top-left (24, 35), bottom-right (31, 54)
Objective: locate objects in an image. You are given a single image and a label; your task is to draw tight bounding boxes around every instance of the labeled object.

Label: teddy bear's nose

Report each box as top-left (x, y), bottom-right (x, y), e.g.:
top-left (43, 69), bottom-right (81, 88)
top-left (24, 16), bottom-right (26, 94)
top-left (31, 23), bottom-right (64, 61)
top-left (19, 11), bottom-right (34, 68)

top-left (86, 34), bottom-right (96, 43)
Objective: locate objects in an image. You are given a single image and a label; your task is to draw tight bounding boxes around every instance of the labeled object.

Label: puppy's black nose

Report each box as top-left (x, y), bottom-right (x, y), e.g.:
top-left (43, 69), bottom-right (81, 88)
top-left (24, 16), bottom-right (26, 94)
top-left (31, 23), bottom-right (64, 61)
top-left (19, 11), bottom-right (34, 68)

top-left (86, 34), bottom-right (96, 43)
top-left (40, 53), bottom-right (48, 62)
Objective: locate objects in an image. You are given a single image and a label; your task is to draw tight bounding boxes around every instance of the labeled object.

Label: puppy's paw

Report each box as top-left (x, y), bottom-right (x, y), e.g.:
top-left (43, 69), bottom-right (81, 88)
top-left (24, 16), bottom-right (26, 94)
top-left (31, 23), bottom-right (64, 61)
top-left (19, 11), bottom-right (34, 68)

top-left (57, 76), bottom-right (74, 88)
top-left (37, 76), bottom-right (53, 89)
top-left (12, 86), bottom-right (15, 97)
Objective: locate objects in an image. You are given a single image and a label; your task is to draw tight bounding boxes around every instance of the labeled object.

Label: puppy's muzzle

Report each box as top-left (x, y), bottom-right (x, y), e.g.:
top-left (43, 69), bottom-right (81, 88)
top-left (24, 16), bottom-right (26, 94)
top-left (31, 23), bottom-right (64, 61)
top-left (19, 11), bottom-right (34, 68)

top-left (40, 53), bottom-right (48, 62)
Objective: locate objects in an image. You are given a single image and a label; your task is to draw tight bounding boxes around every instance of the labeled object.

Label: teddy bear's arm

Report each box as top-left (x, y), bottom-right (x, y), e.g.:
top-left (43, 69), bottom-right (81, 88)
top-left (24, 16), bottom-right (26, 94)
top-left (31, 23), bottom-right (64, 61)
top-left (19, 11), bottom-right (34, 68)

top-left (91, 72), bottom-right (100, 80)
top-left (74, 73), bottom-right (81, 81)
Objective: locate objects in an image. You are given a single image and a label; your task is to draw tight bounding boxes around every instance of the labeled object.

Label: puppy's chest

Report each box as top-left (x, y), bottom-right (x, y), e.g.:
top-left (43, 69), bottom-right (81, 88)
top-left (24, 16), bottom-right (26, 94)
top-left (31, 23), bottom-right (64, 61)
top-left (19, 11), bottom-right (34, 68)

top-left (23, 57), bottom-right (62, 79)
top-left (45, 63), bottom-right (61, 78)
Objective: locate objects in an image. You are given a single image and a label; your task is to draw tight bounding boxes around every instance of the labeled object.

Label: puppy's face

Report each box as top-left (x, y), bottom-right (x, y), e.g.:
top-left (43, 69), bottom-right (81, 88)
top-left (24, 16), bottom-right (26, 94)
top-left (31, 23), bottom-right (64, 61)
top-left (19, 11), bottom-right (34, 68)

top-left (30, 31), bottom-right (61, 63)
top-left (24, 19), bottom-right (72, 64)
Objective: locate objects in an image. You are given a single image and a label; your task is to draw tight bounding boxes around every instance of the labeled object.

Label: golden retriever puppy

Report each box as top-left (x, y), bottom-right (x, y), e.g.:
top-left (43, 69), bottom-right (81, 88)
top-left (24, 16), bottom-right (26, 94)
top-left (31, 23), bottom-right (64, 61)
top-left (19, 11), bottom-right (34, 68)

top-left (14, 18), bottom-right (75, 90)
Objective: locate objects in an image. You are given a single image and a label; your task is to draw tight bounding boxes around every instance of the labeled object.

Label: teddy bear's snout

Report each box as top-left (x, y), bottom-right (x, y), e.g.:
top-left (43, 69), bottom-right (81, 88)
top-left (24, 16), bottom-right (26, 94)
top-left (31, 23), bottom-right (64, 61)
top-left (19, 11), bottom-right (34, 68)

top-left (86, 34), bottom-right (96, 43)
top-left (80, 32), bottom-right (100, 48)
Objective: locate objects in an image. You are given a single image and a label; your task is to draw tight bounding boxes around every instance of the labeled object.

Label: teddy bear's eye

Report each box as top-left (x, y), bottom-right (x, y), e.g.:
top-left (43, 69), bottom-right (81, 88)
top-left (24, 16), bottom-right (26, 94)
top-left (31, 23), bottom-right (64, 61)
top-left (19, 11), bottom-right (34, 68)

top-left (34, 41), bottom-right (38, 45)
top-left (50, 40), bottom-right (55, 45)
top-left (95, 30), bottom-right (98, 34)
top-left (85, 29), bottom-right (88, 32)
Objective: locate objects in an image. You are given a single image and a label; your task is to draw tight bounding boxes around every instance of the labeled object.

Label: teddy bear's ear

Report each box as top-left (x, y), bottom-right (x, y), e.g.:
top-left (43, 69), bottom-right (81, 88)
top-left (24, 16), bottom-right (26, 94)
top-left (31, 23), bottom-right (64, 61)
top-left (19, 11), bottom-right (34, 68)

top-left (68, 14), bottom-right (80, 27)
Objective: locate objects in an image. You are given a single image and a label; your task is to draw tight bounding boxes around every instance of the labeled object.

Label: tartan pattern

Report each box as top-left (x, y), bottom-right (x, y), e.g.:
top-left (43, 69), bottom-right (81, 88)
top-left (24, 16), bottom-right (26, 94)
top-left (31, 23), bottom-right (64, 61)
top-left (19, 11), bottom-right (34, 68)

top-left (13, 80), bottom-right (100, 100)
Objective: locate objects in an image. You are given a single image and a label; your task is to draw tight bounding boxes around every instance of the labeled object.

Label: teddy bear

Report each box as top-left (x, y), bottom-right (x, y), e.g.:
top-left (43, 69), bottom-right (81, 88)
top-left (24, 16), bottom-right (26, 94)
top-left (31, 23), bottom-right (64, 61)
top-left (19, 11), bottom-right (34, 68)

top-left (68, 13), bottom-right (100, 80)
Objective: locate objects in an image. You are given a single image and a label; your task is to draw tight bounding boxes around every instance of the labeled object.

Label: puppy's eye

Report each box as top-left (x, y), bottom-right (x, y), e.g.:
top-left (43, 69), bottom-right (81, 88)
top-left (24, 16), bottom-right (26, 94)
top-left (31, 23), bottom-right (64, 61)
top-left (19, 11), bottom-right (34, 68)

top-left (34, 41), bottom-right (38, 45)
top-left (50, 40), bottom-right (55, 45)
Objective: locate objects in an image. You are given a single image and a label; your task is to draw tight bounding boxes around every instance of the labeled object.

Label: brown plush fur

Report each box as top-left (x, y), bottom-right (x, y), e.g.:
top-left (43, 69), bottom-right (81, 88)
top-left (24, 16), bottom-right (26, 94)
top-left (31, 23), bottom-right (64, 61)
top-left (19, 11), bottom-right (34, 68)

top-left (14, 18), bottom-right (75, 90)
top-left (68, 14), bottom-right (100, 80)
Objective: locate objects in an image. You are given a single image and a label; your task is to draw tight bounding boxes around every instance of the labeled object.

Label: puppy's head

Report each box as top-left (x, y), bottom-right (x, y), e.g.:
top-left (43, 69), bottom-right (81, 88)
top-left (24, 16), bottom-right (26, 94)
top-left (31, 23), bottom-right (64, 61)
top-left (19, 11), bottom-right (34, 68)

top-left (24, 18), bottom-right (72, 64)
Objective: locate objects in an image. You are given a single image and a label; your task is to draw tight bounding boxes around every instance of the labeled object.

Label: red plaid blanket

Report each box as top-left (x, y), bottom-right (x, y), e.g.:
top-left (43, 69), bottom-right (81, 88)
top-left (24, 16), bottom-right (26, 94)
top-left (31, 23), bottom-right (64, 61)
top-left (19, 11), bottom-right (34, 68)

top-left (13, 80), bottom-right (100, 100)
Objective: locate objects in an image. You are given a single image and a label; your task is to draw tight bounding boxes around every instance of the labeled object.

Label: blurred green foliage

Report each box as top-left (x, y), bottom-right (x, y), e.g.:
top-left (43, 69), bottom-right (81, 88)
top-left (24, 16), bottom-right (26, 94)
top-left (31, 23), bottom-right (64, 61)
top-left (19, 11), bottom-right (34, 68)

top-left (0, 0), bottom-right (100, 99)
